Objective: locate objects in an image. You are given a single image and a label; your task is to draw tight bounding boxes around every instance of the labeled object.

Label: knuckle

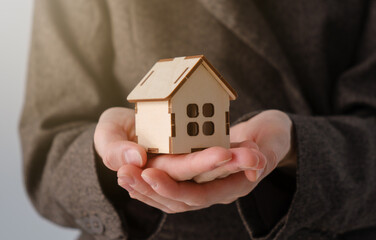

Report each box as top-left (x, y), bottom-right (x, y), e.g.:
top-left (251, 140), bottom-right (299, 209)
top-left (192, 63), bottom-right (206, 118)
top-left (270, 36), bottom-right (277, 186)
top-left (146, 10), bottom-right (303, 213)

top-left (219, 197), bottom-right (236, 205)
top-left (101, 108), bottom-right (112, 116)
top-left (103, 153), bottom-right (114, 169)
top-left (163, 208), bottom-right (174, 214)
top-left (219, 200), bottom-right (231, 205)
top-left (93, 130), bottom-right (101, 144)
top-left (188, 196), bottom-right (207, 207)
top-left (102, 107), bottom-right (118, 117)
top-left (138, 186), bottom-right (154, 196)
top-left (128, 192), bottom-right (138, 199)
top-left (168, 203), bottom-right (189, 213)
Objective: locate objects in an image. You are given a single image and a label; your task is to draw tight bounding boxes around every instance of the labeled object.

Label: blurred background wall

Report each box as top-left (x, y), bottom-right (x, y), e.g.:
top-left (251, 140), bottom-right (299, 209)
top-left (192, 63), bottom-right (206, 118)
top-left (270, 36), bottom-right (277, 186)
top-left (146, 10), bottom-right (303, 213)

top-left (0, 1), bottom-right (79, 239)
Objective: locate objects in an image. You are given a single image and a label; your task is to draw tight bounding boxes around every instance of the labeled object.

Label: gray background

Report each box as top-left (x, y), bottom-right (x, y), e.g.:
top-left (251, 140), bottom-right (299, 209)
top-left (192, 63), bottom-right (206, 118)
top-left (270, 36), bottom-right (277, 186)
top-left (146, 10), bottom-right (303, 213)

top-left (0, 1), bottom-right (79, 239)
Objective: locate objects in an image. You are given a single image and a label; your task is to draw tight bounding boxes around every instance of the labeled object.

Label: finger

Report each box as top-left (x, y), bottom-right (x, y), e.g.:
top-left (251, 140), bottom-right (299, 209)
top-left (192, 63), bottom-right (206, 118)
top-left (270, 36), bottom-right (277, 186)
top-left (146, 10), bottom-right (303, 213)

top-left (94, 108), bottom-right (147, 170)
top-left (243, 149), bottom-right (268, 182)
top-left (230, 121), bottom-right (250, 142)
top-left (118, 180), bottom-right (174, 214)
top-left (230, 140), bottom-right (259, 149)
top-left (233, 141), bottom-right (265, 172)
top-left (94, 108), bottom-right (135, 157)
top-left (146, 146), bottom-right (232, 181)
top-left (247, 110), bottom-right (292, 164)
top-left (118, 165), bottom-right (193, 213)
top-left (193, 166), bottom-right (231, 183)
top-left (142, 168), bottom-right (254, 207)
top-left (193, 146), bottom-right (266, 183)
top-left (103, 140), bottom-right (147, 171)
top-left (257, 149), bottom-right (278, 177)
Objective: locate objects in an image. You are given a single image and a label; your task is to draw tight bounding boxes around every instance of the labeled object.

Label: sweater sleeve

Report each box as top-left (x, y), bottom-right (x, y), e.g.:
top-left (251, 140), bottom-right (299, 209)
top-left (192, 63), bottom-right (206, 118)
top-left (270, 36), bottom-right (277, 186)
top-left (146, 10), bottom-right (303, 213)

top-left (20, 1), bottom-right (162, 239)
top-left (237, 2), bottom-right (376, 239)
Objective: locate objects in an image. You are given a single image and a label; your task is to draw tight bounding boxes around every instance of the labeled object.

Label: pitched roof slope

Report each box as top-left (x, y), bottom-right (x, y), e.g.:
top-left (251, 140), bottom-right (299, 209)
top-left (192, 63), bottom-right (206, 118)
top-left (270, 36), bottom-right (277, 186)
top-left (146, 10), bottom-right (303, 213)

top-left (127, 55), bottom-right (237, 102)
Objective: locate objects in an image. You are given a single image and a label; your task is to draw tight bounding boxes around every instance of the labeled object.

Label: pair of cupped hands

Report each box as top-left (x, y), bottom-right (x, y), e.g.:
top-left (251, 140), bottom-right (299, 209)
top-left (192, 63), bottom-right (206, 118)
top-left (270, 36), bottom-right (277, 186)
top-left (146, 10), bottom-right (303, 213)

top-left (94, 108), bottom-right (293, 214)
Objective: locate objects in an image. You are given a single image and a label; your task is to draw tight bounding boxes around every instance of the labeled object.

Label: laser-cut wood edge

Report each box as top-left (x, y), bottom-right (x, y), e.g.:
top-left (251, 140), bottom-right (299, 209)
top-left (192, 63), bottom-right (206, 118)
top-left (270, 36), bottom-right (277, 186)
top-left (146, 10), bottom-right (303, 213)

top-left (148, 148), bottom-right (159, 153)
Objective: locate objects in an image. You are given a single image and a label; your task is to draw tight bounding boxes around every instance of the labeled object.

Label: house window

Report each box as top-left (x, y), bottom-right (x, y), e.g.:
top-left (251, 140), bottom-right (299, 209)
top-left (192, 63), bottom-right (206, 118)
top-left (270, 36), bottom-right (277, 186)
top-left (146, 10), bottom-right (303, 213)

top-left (203, 103), bottom-right (214, 117)
top-left (186, 103), bottom-right (215, 136)
top-left (187, 104), bottom-right (199, 118)
top-left (203, 121), bottom-right (214, 136)
top-left (187, 122), bottom-right (199, 136)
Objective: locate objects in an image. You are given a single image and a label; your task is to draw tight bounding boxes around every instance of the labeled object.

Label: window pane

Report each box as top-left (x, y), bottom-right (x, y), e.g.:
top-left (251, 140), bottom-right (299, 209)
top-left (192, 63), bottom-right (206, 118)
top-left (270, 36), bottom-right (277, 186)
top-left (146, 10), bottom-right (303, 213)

top-left (187, 122), bottom-right (199, 136)
top-left (203, 121), bottom-right (214, 136)
top-left (203, 103), bottom-right (214, 117)
top-left (187, 104), bottom-right (199, 118)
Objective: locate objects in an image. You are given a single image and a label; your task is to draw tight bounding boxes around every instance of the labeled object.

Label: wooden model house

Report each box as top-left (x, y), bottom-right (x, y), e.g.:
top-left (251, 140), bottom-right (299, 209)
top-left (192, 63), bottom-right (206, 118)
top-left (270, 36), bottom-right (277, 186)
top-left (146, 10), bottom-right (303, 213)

top-left (127, 55), bottom-right (237, 154)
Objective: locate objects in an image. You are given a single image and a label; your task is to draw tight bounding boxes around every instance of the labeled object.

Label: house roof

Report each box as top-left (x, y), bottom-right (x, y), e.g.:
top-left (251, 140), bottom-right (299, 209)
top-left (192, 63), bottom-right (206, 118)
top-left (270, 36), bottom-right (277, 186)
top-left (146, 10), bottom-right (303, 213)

top-left (127, 55), bottom-right (237, 102)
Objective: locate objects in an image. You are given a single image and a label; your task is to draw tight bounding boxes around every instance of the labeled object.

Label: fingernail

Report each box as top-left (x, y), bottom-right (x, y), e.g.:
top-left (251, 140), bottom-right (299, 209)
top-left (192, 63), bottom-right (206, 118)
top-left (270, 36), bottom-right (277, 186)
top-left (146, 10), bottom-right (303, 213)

top-left (240, 151), bottom-right (260, 170)
top-left (215, 158), bottom-right (232, 167)
top-left (142, 173), bottom-right (158, 189)
top-left (118, 175), bottom-right (135, 186)
top-left (256, 168), bottom-right (264, 181)
top-left (124, 149), bottom-right (143, 166)
top-left (251, 149), bottom-right (260, 167)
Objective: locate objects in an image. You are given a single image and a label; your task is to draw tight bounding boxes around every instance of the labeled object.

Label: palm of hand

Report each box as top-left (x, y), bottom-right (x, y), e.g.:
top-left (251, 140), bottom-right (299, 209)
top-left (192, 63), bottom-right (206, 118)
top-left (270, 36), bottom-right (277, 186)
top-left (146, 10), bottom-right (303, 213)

top-left (94, 108), bottom-right (293, 213)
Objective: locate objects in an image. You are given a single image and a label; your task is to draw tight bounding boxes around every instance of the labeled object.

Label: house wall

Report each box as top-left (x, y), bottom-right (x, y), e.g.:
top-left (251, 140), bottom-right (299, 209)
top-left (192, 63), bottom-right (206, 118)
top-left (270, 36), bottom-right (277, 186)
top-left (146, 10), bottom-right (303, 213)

top-left (136, 101), bottom-right (171, 153)
top-left (170, 64), bottom-right (230, 153)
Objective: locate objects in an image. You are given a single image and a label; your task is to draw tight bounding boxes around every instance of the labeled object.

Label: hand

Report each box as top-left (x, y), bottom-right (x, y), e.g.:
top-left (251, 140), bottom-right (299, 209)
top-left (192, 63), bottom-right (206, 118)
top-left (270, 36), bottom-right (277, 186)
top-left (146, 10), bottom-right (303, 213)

top-left (230, 110), bottom-right (295, 176)
top-left (116, 110), bottom-right (295, 213)
top-left (146, 140), bottom-right (265, 183)
top-left (179, 110), bottom-right (296, 182)
top-left (94, 107), bottom-right (147, 170)
top-left (94, 107), bottom-right (264, 179)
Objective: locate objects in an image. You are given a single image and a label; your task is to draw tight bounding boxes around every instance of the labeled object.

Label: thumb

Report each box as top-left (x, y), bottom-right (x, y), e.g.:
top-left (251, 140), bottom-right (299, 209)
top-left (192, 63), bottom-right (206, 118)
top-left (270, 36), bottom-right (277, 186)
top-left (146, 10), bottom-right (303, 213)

top-left (94, 108), bottom-right (147, 171)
